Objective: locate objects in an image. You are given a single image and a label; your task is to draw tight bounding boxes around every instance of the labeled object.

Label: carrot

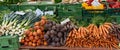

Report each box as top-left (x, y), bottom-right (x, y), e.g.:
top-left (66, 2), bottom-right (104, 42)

top-left (101, 25), bottom-right (107, 39)
top-left (83, 27), bottom-right (86, 37)
top-left (104, 23), bottom-right (114, 29)
top-left (81, 27), bottom-right (85, 38)
top-left (103, 26), bottom-right (109, 34)
top-left (103, 24), bottom-right (111, 29)
top-left (95, 26), bottom-right (100, 38)
top-left (99, 25), bottom-right (102, 35)
top-left (87, 24), bottom-right (92, 29)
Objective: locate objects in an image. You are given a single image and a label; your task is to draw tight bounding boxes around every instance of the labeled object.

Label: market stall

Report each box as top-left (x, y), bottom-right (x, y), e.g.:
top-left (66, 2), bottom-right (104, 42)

top-left (0, 0), bottom-right (120, 50)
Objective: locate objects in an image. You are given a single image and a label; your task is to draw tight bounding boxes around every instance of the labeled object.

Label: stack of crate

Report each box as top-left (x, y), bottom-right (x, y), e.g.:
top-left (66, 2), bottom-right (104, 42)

top-left (0, 35), bottom-right (20, 50)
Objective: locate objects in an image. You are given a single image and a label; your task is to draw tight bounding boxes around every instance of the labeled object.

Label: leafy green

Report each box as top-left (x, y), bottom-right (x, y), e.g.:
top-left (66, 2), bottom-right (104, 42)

top-left (91, 16), bottom-right (106, 26)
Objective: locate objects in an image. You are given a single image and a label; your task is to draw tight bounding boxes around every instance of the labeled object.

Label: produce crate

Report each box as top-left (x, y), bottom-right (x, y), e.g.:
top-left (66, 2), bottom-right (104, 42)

top-left (37, 4), bottom-right (58, 11)
top-left (115, 16), bottom-right (120, 24)
top-left (7, 4), bottom-right (18, 11)
top-left (18, 5), bottom-right (38, 11)
top-left (0, 35), bottom-right (20, 50)
top-left (82, 9), bottom-right (107, 17)
top-left (107, 8), bottom-right (120, 16)
top-left (57, 4), bottom-right (82, 17)
top-left (3, 0), bottom-right (27, 4)
top-left (0, 5), bottom-right (9, 11)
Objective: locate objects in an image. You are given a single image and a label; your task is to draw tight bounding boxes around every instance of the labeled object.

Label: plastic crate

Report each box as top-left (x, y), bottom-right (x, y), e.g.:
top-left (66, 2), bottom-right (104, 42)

top-left (37, 4), bottom-right (58, 11)
top-left (107, 8), bottom-right (120, 16)
top-left (82, 9), bottom-right (107, 17)
top-left (18, 5), bottom-right (38, 11)
top-left (0, 35), bottom-right (20, 50)
top-left (7, 4), bottom-right (18, 11)
top-left (115, 16), bottom-right (120, 24)
top-left (0, 5), bottom-right (9, 11)
top-left (57, 4), bottom-right (82, 17)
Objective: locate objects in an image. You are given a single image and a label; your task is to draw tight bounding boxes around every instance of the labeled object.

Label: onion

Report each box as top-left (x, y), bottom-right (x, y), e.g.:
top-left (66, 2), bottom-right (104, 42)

top-left (33, 32), bottom-right (37, 36)
top-left (34, 22), bottom-right (40, 26)
top-left (37, 29), bottom-right (42, 35)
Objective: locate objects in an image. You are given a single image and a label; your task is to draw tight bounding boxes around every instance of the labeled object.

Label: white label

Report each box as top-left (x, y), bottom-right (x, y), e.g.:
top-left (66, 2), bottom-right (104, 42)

top-left (61, 18), bottom-right (70, 25)
top-left (44, 11), bottom-right (54, 15)
top-left (35, 8), bottom-right (43, 16)
top-left (15, 11), bottom-right (25, 15)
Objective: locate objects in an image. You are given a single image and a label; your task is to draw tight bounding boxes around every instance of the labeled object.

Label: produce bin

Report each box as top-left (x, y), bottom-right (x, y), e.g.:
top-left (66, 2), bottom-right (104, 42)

top-left (7, 4), bottom-right (18, 11)
top-left (57, 4), bottom-right (82, 17)
top-left (18, 5), bottom-right (38, 11)
top-left (116, 16), bottom-right (120, 24)
top-left (0, 5), bottom-right (9, 11)
top-left (82, 9), bottom-right (107, 17)
top-left (3, 0), bottom-right (27, 4)
top-left (0, 35), bottom-right (20, 50)
top-left (107, 8), bottom-right (120, 16)
top-left (37, 4), bottom-right (58, 11)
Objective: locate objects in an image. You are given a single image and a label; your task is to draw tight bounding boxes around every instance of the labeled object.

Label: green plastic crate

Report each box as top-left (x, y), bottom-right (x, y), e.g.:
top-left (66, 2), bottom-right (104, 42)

top-left (0, 35), bottom-right (20, 50)
top-left (3, 0), bottom-right (27, 4)
top-left (7, 4), bottom-right (18, 11)
top-left (0, 5), bottom-right (9, 11)
top-left (0, 48), bottom-right (19, 50)
top-left (115, 16), bottom-right (120, 24)
top-left (82, 9), bottom-right (107, 17)
top-left (37, 4), bottom-right (58, 11)
top-left (107, 8), bottom-right (120, 16)
top-left (18, 5), bottom-right (38, 11)
top-left (57, 4), bottom-right (82, 17)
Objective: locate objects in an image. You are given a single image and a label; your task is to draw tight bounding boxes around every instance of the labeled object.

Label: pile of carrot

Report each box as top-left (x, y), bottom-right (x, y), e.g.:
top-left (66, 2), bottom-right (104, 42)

top-left (65, 22), bottom-right (119, 49)
top-left (20, 16), bottom-right (48, 47)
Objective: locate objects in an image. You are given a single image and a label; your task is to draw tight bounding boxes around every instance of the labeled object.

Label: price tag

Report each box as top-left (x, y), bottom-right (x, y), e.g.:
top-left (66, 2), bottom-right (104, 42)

top-left (35, 8), bottom-right (43, 16)
top-left (61, 18), bottom-right (70, 25)
top-left (15, 11), bottom-right (25, 15)
top-left (44, 11), bottom-right (54, 15)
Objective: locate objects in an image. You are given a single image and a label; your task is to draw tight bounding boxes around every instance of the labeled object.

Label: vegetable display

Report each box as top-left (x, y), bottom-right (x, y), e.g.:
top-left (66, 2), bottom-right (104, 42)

top-left (0, 2), bottom-right (120, 49)
top-left (44, 20), bottom-right (77, 47)
top-left (0, 11), bottom-right (40, 41)
top-left (65, 23), bottom-right (119, 49)
top-left (20, 16), bottom-right (47, 47)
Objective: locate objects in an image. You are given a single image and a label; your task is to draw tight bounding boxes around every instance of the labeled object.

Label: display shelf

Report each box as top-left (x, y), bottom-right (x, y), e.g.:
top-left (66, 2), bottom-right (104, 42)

top-left (20, 46), bottom-right (117, 50)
